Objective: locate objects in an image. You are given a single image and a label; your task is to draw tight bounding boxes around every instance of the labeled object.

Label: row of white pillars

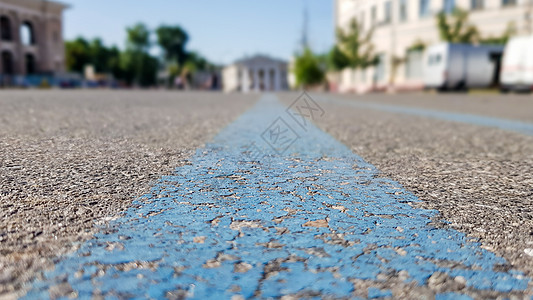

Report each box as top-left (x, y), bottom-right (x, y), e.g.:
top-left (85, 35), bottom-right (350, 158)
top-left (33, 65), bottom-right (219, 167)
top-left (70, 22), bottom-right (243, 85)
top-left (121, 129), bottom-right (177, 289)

top-left (240, 67), bottom-right (282, 92)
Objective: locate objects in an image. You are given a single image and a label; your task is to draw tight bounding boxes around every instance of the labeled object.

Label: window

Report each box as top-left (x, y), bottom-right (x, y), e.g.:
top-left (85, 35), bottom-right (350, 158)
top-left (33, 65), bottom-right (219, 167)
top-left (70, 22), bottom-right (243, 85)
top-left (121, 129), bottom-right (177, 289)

top-left (427, 54), bottom-right (442, 66)
top-left (384, 1), bottom-right (392, 24)
top-left (371, 5), bottom-right (377, 26)
top-left (471, 0), bottom-right (484, 10)
top-left (20, 21), bottom-right (36, 45)
top-left (406, 49), bottom-right (423, 79)
top-left (0, 16), bottom-right (12, 41)
top-left (399, 0), bottom-right (408, 22)
top-left (420, 0), bottom-right (431, 17)
top-left (443, 0), bottom-right (455, 13)
top-left (502, 0), bottom-right (517, 6)
top-left (375, 53), bottom-right (386, 82)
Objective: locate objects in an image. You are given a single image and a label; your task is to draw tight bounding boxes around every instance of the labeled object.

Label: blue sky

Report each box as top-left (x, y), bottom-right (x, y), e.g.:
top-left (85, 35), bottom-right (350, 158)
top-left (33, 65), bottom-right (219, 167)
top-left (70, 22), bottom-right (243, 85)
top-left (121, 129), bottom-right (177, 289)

top-left (63, 0), bottom-right (334, 64)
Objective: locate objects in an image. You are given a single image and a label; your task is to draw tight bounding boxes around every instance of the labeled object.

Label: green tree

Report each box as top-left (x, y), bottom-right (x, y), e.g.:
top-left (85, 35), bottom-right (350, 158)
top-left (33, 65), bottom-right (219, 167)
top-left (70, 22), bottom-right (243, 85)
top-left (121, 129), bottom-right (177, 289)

top-left (156, 25), bottom-right (189, 66)
top-left (436, 8), bottom-right (479, 43)
top-left (89, 38), bottom-right (114, 73)
top-left (480, 22), bottom-right (516, 45)
top-left (124, 23), bottom-right (157, 87)
top-left (293, 47), bottom-right (325, 88)
top-left (336, 18), bottom-right (377, 69)
top-left (126, 23), bottom-right (151, 52)
top-left (327, 45), bottom-right (350, 71)
top-left (65, 37), bottom-right (91, 73)
top-left (107, 46), bottom-right (123, 79)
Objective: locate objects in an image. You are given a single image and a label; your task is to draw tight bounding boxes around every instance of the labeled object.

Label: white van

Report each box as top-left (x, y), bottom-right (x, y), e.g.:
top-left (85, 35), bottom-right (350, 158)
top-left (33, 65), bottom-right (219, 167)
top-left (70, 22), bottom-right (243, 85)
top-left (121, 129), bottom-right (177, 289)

top-left (424, 43), bottom-right (504, 91)
top-left (500, 35), bottom-right (533, 93)
top-left (424, 43), bottom-right (468, 91)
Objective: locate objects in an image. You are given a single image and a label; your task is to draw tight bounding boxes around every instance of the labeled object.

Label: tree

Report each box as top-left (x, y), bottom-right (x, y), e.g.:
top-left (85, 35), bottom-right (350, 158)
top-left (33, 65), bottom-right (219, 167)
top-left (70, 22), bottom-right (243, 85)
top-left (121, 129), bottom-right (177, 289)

top-left (126, 23), bottom-right (151, 52)
top-left (328, 45), bottom-right (350, 71)
top-left (480, 22), bottom-right (516, 45)
top-left (156, 25), bottom-right (189, 66)
top-left (119, 50), bottom-right (157, 87)
top-left (124, 23), bottom-right (157, 87)
top-left (335, 18), bottom-right (377, 69)
top-left (65, 37), bottom-right (91, 73)
top-left (436, 8), bottom-right (479, 43)
top-left (89, 38), bottom-right (115, 73)
top-left (293, 47), bottom-right (325, 88)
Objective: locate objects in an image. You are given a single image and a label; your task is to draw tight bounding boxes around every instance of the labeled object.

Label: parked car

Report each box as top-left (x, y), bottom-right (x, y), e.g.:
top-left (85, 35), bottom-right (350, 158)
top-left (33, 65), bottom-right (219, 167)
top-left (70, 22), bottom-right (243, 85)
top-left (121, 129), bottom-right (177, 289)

top-left (500, 35), bottom-right (533, 93)
top-left (424, 43), bottom-right (503, 91)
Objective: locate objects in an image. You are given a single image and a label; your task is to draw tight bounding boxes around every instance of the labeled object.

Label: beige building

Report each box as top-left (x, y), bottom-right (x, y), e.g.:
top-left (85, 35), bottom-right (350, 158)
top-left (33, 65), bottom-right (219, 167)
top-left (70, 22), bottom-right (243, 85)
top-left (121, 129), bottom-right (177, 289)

top-left (222, 55), bottom-right (289, 93)
top-left (0, 0), bottom-right (67, 80)
top-left (334, 0), bottom-right (533, 93)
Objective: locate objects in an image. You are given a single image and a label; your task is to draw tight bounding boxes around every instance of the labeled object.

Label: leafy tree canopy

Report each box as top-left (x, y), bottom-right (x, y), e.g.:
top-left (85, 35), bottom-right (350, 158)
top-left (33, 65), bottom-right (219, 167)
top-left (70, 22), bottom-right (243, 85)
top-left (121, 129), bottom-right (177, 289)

top-left (436, 8), bottom-right (479, 43)
top-left (327, 45), bottom-right (350, 71)
top-left (335, 18), bottom-right (377, 69)
top-left (126, 23), bottom-right (151, 52)
top-left (156, 25), bottom-right (189, 65)
top-left (293, 47), bottom-right (325, 88)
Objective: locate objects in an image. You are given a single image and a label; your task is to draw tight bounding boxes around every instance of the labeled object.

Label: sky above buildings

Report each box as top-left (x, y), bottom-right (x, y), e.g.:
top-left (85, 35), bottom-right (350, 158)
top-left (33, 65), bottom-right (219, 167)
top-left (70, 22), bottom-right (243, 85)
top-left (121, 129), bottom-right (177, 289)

top-left (63, 0), bottom-right (334, 64)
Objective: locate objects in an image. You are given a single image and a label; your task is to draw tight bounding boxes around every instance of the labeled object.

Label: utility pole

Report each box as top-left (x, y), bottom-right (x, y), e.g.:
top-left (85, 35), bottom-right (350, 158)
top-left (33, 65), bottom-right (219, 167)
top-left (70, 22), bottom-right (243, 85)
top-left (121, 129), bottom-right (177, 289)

top-left (301, 2), bottom-right (309, 51)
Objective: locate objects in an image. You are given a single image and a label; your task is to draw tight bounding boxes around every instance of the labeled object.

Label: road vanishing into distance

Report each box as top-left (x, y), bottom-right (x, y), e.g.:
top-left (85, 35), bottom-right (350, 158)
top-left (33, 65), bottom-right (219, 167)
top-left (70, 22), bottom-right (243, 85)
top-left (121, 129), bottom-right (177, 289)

top-left (1, 91), bottom-right (533, 299)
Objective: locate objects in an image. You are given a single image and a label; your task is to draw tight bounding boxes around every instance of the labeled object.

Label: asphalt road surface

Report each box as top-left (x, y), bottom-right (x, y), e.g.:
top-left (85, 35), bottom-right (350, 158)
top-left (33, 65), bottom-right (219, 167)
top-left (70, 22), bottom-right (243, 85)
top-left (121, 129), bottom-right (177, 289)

top-left (1, 90), bottom-right (532, 299)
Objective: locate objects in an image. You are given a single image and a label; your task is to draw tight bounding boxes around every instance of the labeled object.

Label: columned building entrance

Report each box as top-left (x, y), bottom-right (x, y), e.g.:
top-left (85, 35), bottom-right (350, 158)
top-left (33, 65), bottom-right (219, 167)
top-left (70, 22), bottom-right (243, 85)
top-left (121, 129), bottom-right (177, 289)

top-left (222, 55), bottom-right (289, 93)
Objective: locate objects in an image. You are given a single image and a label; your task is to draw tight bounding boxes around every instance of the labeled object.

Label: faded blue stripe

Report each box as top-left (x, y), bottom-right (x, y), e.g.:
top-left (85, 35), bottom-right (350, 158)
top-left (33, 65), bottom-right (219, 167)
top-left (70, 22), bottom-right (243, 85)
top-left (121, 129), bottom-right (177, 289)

top-left (24, 95), bottom-right (530, 299)
top-left (322, 96), bottom-right (533, 136)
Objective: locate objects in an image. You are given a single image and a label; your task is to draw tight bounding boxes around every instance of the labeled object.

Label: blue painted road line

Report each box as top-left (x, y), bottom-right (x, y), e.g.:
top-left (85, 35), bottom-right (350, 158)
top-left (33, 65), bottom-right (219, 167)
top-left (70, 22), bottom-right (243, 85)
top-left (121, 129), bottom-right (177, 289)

top-left (26, 95), bottom-right (529, 299)
top-left (322, 96), bottom-right (533, 137)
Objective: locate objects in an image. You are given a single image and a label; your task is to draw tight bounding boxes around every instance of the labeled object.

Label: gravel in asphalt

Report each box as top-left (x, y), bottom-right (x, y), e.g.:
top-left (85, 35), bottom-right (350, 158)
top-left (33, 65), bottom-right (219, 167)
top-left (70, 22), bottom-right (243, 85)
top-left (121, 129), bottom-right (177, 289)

top-left (278, 92), bottom-right (533, 297)
top-left (0, 91), bottom-right (258, 298)
top-left (2, 90), bottom-right (533, 298)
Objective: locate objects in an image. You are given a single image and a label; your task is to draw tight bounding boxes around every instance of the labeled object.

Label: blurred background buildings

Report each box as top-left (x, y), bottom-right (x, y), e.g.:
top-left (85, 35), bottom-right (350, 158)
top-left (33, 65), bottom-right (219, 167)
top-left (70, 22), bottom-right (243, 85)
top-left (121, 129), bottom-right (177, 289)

top-left (333, 0), bottom-right (533, 93)
top-left (0, 0), bottom-right (67, 86)
top-left (0, 0), bottom-right (532, 92)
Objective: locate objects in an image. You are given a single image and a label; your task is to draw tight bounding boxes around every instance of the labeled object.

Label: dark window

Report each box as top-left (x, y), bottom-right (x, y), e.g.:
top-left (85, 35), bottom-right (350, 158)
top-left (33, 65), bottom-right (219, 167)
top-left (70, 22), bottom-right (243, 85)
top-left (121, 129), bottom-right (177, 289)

top-left (399, 0), bottom-right (408, 22)
top-left (420, 0), bottom-right (431, 17)
top-left (471, 0), bottom-right (484, 10)
top-left (443, 0), bottom-right (455, 13)
top-left (2, 51), bottom-right (14, 75)
top-left (502, 0), bottom-right (517, 6)
top-left (0, 16), bottom-right (12, 41)
top-left (384, 1), bottom-right (392, 24)
top-left (25, 53), bottom-right (36, 74)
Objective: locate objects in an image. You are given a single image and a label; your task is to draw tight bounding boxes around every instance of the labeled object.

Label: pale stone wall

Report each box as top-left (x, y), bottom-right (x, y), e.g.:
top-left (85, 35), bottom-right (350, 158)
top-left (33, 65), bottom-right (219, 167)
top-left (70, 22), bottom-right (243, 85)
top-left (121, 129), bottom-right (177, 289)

top-left (335, 0), bottom-right (533, 93)
top-left (222, 64), bottom-right (240, 92)
top-left (0, 0), bottom-right (67, 76)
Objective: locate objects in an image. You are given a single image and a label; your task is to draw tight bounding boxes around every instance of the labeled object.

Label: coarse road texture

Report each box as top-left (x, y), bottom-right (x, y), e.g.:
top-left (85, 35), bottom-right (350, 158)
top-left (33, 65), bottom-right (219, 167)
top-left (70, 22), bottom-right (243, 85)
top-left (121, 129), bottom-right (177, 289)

top-left (0, 91), bottom-right (532, 299)
top-left (0, 91), bottom-right (257, 298)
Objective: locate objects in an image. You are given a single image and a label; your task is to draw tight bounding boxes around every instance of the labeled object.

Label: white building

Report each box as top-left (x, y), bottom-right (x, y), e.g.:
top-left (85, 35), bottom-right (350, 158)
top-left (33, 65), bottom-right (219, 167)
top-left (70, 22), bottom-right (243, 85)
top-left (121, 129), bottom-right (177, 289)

top-left (334, 0), bottom-right (533, 93)
top-left (222, 55), bottom-right (289, 92)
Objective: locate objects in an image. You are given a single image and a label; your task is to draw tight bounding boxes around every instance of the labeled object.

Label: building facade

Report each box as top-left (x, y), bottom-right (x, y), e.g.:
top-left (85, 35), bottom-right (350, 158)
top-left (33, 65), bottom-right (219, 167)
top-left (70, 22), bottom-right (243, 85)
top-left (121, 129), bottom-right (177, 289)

top-left (334, 0), bottom-right (533, 93)
top-left (222, 55), bottom-right (289, 92)
top-left (0, 0), bottom-right (67, 82)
